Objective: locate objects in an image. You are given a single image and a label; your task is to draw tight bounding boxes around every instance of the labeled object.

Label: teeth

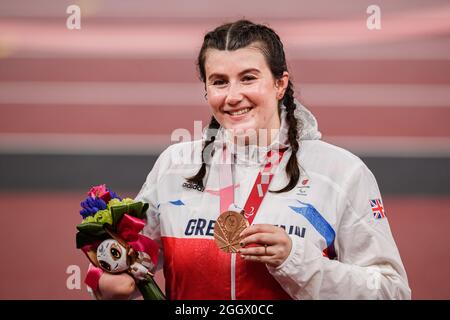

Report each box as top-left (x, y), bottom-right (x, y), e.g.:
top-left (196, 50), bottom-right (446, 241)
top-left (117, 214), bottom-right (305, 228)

top-left (229, 108), bottom-right (251, 116)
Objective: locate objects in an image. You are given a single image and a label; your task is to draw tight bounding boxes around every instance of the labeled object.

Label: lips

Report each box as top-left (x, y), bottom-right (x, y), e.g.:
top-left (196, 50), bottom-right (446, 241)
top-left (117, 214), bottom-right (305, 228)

top-left (225, 107), bottom-right (253, 116)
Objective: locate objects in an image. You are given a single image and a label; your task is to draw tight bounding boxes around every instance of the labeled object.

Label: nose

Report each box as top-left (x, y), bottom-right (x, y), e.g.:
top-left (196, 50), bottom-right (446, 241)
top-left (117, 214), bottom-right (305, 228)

top-left (225, 82), bottom-right (243, 106)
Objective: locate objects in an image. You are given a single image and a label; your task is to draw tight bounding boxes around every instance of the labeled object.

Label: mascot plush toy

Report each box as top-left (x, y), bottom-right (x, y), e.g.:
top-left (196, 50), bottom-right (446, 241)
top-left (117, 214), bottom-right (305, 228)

top-left (76, 184), bottom-right (165, 300)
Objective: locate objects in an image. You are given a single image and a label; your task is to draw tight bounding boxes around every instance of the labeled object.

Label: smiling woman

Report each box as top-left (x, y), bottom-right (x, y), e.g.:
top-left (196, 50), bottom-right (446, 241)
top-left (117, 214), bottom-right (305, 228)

top-left (204, 47), bottom-right (287, 140)
top-left (90, 19), bottom-right (412, 300)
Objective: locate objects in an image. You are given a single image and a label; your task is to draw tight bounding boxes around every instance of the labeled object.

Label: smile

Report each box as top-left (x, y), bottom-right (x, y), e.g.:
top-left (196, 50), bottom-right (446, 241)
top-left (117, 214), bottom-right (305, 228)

top-left (226, 107), bottom-right (253, 116)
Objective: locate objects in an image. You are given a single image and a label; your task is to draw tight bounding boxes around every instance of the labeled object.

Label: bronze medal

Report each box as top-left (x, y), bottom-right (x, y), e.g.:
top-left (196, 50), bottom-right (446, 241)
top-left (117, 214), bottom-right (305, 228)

top-left (214, 210), bottom-right (249, 253)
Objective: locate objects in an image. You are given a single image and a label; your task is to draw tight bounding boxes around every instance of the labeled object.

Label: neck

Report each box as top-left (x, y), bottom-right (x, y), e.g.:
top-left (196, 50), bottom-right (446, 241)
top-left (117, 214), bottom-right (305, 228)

top-left (229, 127), bottom-right (280, 147)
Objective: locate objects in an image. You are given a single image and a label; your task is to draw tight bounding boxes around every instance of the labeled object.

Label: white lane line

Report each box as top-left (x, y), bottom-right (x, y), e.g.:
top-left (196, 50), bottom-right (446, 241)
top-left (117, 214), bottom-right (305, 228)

top-left (1, 82), bottom-right (450, 107)
top-left (1, 133), bottom-right (450, 157)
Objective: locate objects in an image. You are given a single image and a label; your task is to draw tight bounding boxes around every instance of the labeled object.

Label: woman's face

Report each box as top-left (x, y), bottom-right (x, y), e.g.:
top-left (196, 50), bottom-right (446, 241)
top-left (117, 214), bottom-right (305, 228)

top-left (204, 45), bottom-right (289, 145)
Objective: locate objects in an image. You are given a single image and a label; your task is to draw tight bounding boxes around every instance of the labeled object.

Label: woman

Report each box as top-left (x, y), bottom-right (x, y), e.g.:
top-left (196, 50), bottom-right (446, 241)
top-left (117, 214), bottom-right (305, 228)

top-left (94, 19), bottom-right (411, 299)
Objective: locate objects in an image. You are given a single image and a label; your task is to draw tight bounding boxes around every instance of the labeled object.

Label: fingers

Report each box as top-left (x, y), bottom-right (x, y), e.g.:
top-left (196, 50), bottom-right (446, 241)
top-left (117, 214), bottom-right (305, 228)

top-left (239, 246), bottom-right (285, 267)
top-left (240, 254), bottom-right (273, 264)
top-left (98, 272), bottom-right (136, 300)
top-left (237, 224), bottom-right (293, 268)
top-left (239, 244), bottom-right (271, 256)
top-left (240, 232), bottom-right (277, 247)
top-left (239, 224), bottom-right (279, 238)
top-left (239, 224), bottom-right (282, 247)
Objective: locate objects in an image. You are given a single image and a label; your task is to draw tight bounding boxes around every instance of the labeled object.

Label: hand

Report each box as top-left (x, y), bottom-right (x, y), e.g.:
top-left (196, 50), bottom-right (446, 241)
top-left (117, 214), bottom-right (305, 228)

top-left (97, 272), bottom-right (136, 300)
top-left (238, 224), bottom-right (292, 268)
top-left (129, 262), bottom-right (152, 281)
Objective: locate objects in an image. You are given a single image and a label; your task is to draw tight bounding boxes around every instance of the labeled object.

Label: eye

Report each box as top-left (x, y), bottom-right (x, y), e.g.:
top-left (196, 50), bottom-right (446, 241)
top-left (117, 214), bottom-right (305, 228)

top-left (242, 75), bottom-right (256, 82)
top-left (209, 77), bottom-right (227, 87)
top-left (212, 79), bottom-right (227, 86)
top-left (99, 260), bottom-right (111, 271)
top-left (110, 244), bottom-right (122, 260)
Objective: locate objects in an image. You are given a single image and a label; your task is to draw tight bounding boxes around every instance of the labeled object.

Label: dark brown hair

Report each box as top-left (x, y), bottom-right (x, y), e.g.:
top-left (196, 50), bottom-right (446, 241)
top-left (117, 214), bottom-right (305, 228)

top-left (188, 19), bottom-right (301, 193)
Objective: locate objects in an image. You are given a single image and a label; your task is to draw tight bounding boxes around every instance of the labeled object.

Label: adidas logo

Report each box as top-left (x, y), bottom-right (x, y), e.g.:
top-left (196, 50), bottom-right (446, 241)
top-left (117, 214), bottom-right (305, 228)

top-left (182, 181), bottom-right (204, 192)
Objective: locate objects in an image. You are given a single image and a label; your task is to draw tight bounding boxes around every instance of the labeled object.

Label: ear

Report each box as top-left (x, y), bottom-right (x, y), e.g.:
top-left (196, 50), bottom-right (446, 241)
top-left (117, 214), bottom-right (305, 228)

top-left (275, 71), bottom-right (289, 100)
top-left (104, 225), bottom-right (131, 251)
top-left (84, 249), bottom-right (100, 267)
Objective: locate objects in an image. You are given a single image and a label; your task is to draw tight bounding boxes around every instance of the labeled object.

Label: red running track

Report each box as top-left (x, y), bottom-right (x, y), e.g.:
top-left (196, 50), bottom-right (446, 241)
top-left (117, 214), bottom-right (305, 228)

top-left (1, 104), bottom-right (449, 137)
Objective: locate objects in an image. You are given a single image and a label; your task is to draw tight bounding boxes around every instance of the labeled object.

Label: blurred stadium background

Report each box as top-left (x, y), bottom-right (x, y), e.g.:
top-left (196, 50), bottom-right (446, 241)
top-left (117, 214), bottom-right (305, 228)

top-left (0, 0), bottom-right (449, 299)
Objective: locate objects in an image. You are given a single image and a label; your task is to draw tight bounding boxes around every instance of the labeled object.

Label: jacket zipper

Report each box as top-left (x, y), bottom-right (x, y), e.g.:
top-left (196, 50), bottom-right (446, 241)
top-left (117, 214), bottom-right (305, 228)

top-left (231, 253), bottom-right (236, 300)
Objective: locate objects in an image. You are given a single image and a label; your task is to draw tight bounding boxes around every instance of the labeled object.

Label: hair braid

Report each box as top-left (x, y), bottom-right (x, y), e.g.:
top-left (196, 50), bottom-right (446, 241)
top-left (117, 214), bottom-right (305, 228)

top-left (186, 116), bottom-right (220, 189)
top-left (273, 81), bottom-right (301, 193)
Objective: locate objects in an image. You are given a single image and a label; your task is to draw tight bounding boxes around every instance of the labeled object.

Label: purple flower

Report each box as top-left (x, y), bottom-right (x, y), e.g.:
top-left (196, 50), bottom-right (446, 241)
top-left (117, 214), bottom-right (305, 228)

top-left (79, 197), bottom-right (107, 219)
top-left (108, 190), bottom-right (121, 201)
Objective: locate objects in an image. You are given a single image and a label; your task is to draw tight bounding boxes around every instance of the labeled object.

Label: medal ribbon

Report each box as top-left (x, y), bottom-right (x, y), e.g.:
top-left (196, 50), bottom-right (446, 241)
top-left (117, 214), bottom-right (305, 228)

top-left (219, 146), bottom-right (234, 213)
top-left (219, 146), bottom-right (286, 225)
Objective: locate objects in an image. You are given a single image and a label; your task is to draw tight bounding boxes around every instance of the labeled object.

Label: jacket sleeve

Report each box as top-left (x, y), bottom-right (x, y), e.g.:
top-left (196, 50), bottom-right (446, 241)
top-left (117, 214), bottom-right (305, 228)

top-left (134, 147), bottom-right (173, 272)
top-left (267, 162), bottom-right (411, 299)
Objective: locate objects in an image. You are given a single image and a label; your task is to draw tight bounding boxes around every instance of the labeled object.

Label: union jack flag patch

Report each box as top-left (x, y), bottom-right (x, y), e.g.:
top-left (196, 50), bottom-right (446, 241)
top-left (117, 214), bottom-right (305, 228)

top-left (370, 198), bottom-right (386, 219)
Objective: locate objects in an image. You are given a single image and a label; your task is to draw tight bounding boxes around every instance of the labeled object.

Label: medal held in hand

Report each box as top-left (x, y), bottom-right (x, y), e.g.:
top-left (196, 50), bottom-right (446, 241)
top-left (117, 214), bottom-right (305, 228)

top-left (214, 210), bottom-right (248, 253)
top-left (213, 148), bottom-right (286, 253)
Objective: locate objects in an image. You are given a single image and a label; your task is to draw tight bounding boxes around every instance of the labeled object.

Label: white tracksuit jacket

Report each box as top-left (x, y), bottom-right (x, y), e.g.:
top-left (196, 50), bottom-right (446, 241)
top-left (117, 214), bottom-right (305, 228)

top-left (135, 101), bottom-right (411, 300)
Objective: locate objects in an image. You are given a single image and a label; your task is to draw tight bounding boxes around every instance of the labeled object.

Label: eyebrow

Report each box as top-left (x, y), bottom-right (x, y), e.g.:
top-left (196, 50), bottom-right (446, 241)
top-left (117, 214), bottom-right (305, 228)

top-left (207, 68), bottom-right (261, 81)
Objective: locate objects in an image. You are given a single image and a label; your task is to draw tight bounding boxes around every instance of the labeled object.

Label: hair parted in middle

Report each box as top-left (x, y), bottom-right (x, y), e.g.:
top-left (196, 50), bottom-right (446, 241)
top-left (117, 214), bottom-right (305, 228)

top-left (187, 19), bottom-right (302, 193)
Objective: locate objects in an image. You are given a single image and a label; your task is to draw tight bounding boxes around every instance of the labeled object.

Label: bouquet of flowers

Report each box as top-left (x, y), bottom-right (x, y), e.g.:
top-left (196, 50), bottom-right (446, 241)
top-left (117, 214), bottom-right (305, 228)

top-left (75, 184), bottom-right (165, 300)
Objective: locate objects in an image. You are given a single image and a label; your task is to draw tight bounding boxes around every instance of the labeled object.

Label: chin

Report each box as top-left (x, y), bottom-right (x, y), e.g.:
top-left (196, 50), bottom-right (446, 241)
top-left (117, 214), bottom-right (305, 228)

top-left (227, 127), bottom-right (260, 145)
top-left (228, 127), bottom-right (259, 138)
top-left (224, 120), bottom-right (257, 131)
